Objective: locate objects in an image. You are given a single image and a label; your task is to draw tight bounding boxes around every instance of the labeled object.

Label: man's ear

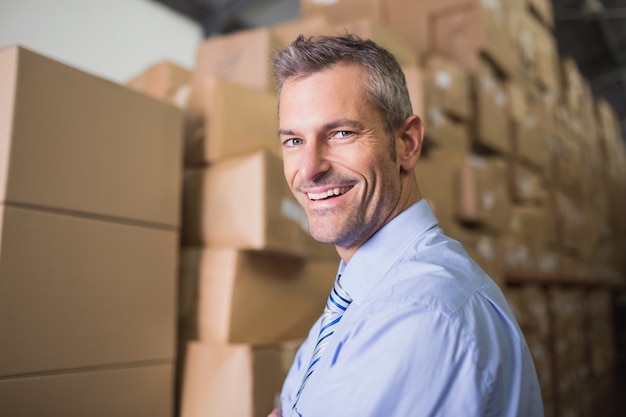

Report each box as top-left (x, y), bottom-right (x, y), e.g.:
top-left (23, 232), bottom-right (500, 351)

top-left (396, 115), bottom-right (425, 171)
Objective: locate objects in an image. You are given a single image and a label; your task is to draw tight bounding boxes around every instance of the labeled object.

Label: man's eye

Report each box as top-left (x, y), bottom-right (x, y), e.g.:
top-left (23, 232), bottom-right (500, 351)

top-left (333, 131), bottom-right (354, 139)
top-left (283, 138), bottom-right (304, 147)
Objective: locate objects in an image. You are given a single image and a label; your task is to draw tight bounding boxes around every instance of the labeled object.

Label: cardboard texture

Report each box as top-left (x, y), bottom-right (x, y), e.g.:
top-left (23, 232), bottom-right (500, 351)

top-left (508, 161), bottom-right (547, 205)
top-left (402, 64), bottom-right (425, 118)
top-left (471, 60), bottom-right (512, 154)
top-left (0, 363), bottom-right (174, 417)
top-left (0, 205), bottom-right (177, 377)
top-left (414, 148), bottom-right (467, 234)
top-left (501, 236), bottom-right (537, 277)
top-left (271, 15), bottom-right (333, 45)
top-left (182, 149), bottom-right (337, 259)
top-left (179, 247), bottom-right (337, 344)
top-left (179, 342), bottom-right (286, 417)
top-left (333, 18), bottom-right (417, 66)
top-left (0, 45), bottom-right (183, 227)
top-left (527, 0), bottom-right (555, 29)
top-left (300, 0), bottom-right (386, 24)
top-left (430, 0), bottom-right (514, 77)
top-left (456, 154), bottom-right (511, 233)
top-left (514, 106), bottom-right (550, 171)
top-left (184, 76), bottom-right (280, 165)
top-left (126, 60), bottom-right (191, 106)
top-left (509, 205), bottom-right (558, 244)
top-left (423, 54), bottom-right (471, 120)
top-left (423, 106), bottom-right (470, 152)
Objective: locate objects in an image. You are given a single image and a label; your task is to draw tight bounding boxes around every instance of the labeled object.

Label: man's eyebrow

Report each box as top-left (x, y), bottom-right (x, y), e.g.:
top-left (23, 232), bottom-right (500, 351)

top-left (278, 120), bottom-right (365, 137)
top-left (278, 128), bottom-right (298, 137)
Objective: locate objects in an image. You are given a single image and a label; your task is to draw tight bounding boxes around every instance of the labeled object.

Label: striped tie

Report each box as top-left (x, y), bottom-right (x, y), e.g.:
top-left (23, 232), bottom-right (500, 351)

top-left (293, 275), bottom-right (352, 408)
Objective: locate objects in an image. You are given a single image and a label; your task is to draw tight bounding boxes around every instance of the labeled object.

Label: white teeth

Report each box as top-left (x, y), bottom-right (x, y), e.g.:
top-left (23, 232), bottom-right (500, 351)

top-left (308, 187), bottom-right (347, 201)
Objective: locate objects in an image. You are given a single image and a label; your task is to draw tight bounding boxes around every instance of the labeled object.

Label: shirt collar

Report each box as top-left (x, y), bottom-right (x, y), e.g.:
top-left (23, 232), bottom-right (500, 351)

top-left (337, 199), bottom-right (438, 304)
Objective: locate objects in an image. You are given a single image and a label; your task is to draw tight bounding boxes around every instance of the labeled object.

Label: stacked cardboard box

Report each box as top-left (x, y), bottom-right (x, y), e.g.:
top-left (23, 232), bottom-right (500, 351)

top-left (129, 17), bottom-right (344, 417)
top-left (0, 45), bottom-right (183, 416)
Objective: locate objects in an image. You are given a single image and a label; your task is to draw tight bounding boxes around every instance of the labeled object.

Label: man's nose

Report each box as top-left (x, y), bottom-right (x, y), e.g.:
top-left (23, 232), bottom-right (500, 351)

top-left (298, 142), bottom-right (330, 182)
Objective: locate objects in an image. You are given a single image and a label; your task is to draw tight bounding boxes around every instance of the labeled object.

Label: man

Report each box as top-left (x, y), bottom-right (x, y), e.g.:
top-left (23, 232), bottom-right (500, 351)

top-left (268, 34), bottom-right (543, 417)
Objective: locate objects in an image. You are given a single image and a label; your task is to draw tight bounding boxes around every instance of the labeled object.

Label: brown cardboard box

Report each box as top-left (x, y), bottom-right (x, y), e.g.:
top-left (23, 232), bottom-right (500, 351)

top-left (0, 45), bottom-right (183, 227)
top-left (179, 247), bottom-right (336, 344)
top-left (456, 154), bottom-right (512, 232)
top-left (501, 236), bottom-right (537, 277)
top-left (471, 60), bottom-right (512, 154)
top-left (509, 205), bottom-right (558, 244)
top-left (333, 18), bottom-right (417, 66)
top-left (513, 105), bottom-right (550, 171)
top-left (0, 205), bottom-right (176, 377)
top-left (271, 14), bottom-right (333, 46)
top-left (300, 0), bottom-right (386, 24)
top-left (182, 150), bottom-right (337, 259)
top-left (430, 0), bottom-right (514, 77)
top-left (423, 54), bottom-right (472, 120)
top-left (414, 148), bottom-right (467, 233)
top-left (424, 106), bottom-right (470, 152)
top-left (179, 341), bottom-right (286, 417)
top-left (126, 60), bottom-right (191, 106)
top-left (527, 0), bottom-right (554, 29)
top-left (508, 161), bottom-right (547, 204)
top-left (184, 76), bottom-right (279, 165)
top-left (403, 64), bottom-right (426, 119)
top-left (0, 363), bottom-right (174, 417)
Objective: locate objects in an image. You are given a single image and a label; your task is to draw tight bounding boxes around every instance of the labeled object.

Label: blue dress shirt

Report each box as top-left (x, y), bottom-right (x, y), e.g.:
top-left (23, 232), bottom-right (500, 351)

top-left (280, 200), bottom-right (543, 416)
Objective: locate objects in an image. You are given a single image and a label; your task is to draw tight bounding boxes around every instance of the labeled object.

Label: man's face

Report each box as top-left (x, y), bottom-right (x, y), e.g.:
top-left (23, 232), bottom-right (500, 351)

top-left (278, 63), bottom-right (404, 256)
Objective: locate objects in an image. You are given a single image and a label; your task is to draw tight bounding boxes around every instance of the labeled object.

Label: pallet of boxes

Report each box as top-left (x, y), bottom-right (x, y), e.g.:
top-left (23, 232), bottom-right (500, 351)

top-left (0, 45), bottom-right (183, 416)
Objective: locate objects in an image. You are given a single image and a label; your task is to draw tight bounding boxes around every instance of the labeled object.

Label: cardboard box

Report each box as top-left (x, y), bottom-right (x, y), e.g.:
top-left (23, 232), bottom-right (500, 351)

top-left (182, 150), bottom-right (337, 259)
top-left (513, 105), bottom-right (551, 172)
top-left (0, 363), bottom-right (174, 417)
top-left (0, 45), bottom-right (183, 227)
top-left (271, 14), bottom-right (333, 46)
top-left (333, 18), bottom-right (417, 66)
top-left (424, 106), bottom-right (470, 152)
top-left (0, 205), bottom-right (177, 377)
top-left (423, 54), bottom-right (472, 120)
top-left (0, 46), bottom-right (182, 227)
top-left (509, 205), bottom-right (558, 244)
top-left (471, 60), bottom-right (512, 154)
top-left (414, 148), bottom-right (467, 233)
top-left (179, 341), bottom-right (286, 417)
top-left (179, 247), bottom-right (337, 344)
top-left (508, 160), bottom-right (547, 204)
top-left (501, 236), bottom-right (537, 277)
top-left (126, 60), bottom-right (191, 106)
top-left (430, 0), bottom-right (515, 77)
top-left (403, 64), bottom-right (425, 119)
top-left (456, 154), bottom-right (511, 232)
top-left (184, 76), bottom-right (279, 165)
top-left (527, 0), bottom-right (554, 29)
top-left (300, 0), bottom-right (386, 24)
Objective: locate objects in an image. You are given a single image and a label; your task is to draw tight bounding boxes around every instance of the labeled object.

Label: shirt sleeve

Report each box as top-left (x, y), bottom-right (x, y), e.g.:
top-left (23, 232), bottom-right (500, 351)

top-left (300, 302), bottom-right (496, 417)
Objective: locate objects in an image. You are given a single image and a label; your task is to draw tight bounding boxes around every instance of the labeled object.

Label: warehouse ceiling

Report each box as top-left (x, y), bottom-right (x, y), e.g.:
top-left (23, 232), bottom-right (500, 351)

top-left (152, 0), bottom-right (626, 140)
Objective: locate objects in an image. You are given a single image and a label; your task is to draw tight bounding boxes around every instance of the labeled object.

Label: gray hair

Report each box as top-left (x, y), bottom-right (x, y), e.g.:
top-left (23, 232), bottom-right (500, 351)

top-left (272, 33), bottom-right (413, 135)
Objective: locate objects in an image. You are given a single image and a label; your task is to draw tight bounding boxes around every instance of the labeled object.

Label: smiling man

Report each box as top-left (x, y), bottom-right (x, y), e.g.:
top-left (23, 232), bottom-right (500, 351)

top-left (268, 34), bottom-right (543, 417)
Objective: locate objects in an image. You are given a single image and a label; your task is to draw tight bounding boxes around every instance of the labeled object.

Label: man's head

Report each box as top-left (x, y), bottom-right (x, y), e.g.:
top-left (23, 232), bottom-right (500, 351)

top-left (273, 34), bottom-right (413, 137)
top-left (273, 34), bottom-right (424, 262)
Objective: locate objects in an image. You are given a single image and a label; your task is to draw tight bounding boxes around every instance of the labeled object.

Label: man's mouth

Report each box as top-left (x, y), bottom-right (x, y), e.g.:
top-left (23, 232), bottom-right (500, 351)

top-left (307, 186), bottom-right (351, 201)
